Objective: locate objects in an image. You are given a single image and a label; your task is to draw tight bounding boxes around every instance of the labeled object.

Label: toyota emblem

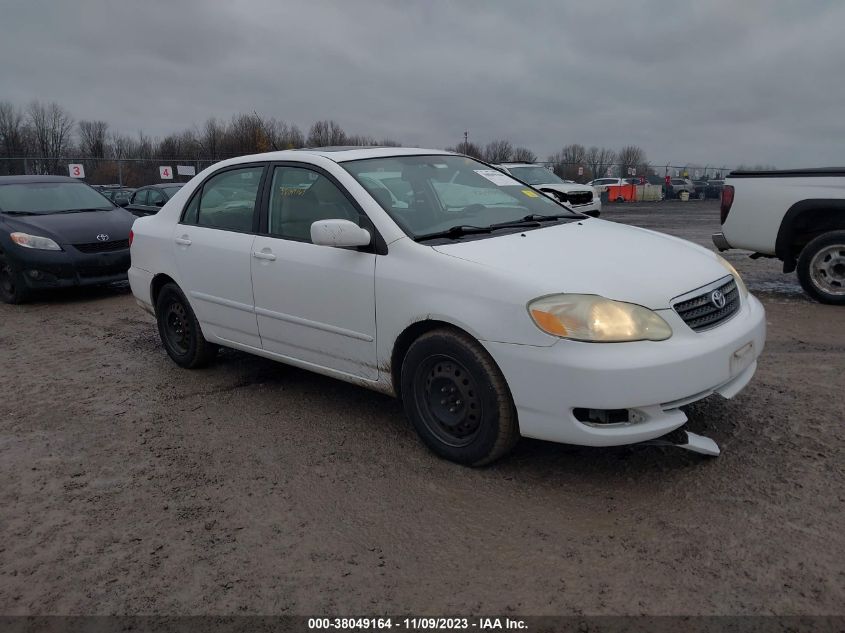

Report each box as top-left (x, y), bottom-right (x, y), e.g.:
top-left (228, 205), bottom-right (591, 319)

top-left (96, 234), bottom-right (109, 242)
top-left (711, 289), bottom-right (726, 309)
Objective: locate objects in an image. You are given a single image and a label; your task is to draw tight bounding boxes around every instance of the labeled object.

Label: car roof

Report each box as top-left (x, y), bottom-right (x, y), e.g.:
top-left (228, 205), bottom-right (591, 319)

top-left (142, 183), bottom-right (184, 189)
top-left (0, 175), bottom-right (82, 185)
top-left (258, 146), bottom-right (453, 163)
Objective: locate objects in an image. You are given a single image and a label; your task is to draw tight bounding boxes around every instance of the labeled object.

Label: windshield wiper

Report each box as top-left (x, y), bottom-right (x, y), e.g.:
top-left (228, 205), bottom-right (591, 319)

top-left (414, 225), bottom-right (493, 242)
top-left (51, 207), bottom-right (113, 214)
top-left (0, 210), bottom-right (37, 216)
top-left (498, 213), bottom-right (578, 225)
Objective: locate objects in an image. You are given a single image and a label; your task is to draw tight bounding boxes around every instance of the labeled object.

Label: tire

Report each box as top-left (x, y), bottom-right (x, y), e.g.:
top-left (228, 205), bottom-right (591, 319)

top-left (155, 282), bottom-right (218, 367)
top-left (0, 256), bottom-right (31, 304)
top-left (796, 230), bottom-right (845, 305)
top-left (698, 191), bottom-right (706, 200)
top-left (400, 328), bottom-right (519, 466)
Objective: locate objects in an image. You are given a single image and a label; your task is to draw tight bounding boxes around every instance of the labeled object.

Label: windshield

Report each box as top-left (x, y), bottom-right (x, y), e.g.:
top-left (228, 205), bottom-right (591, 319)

top-left (0, 182), bottom-right (113, 214)
top-left (343, 155), bottom-right (580, 240)
top-left (506, 165), bottom-right (566, 185)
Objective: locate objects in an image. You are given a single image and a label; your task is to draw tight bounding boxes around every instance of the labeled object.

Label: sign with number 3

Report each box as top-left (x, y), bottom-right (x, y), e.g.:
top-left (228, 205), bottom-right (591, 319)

top-left (68, 164), bottom-right (85, 178)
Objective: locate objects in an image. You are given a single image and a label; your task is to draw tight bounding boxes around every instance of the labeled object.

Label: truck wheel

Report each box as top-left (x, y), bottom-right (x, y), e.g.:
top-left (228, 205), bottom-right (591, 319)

top-left (797, 230), bottom-right (845, 304)
top-left (400, 328), bottom-right (519, 466)
top-left (155, 282), bottom-right (218, 367)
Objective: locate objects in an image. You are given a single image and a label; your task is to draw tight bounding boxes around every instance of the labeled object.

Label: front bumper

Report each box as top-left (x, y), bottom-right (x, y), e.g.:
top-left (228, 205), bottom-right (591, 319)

top-left (483, 293), bottom-right (766, 446)
top-left (573, 199), bottom-right (602, 217)
top-left (9, 245), bottom-right (130, 289)
top-left (712, 231), bottom-right (731, 251)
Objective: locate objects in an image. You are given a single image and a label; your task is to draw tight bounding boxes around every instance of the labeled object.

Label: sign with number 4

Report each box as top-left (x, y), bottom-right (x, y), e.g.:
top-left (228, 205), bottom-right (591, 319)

top-left (159, 166), bottom-right (173, 180)
top-left (68, 164), bottom-right (85, 178)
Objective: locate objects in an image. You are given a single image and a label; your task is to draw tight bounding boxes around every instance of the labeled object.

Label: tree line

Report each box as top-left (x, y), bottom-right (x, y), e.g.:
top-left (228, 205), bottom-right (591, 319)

top-left (1, 100), bottom-right (654, 186)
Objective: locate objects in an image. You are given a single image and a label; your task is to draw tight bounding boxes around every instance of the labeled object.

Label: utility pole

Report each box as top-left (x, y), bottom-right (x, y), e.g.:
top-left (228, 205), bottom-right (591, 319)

top-left (464, 130), bottom-right (468, 149)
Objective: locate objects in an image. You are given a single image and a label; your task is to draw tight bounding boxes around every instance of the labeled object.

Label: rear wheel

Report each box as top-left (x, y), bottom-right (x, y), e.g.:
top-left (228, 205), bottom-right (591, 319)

top-left (155, 282), bottom-right (218, 367)
top-left (400, 328), bottom-right (519, 466)
top-left (797, 231), bottom-right (845, 304)
top-left (0, 256), bottom-right (31, 304)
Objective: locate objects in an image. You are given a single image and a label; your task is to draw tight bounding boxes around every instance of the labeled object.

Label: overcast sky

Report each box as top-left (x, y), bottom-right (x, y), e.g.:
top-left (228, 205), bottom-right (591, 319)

top-left (1, 0), bottom-right (843, 168)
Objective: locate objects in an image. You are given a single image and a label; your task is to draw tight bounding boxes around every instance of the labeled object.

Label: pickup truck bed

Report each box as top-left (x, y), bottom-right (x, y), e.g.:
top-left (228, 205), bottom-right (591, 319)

top-left (714, 167), bottom-right (845, 304)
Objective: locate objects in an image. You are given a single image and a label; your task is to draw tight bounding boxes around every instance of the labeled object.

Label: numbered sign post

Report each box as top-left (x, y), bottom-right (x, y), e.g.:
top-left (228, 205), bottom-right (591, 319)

top-left (68, 164), bottom-right (85, 178)
top-left (159, 166), bottom-right (173, 180)
top-left (577, 166), bottom-right (583, 176)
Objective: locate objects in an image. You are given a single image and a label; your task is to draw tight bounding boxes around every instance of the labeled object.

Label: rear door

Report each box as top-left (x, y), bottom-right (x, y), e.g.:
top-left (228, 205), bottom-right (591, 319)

top-left (173, 163), bottom-right (267, 348)
top-left (250, 163), bottom-right (378, 379)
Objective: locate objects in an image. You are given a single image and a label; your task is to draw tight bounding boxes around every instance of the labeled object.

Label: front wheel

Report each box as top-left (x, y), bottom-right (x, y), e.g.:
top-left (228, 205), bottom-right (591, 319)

top-left (155, 282), bottom-right (218, 367)
top-left (0, 256), bottom-right (31, 304)
top-left (400, 328), bottom-right (519, 466)
top-left (797, 230), bottom-right (845, 304)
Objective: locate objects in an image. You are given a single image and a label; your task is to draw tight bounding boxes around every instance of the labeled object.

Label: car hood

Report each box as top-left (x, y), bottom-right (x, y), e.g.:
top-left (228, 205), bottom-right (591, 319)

top-left (431, 218), bottom-right (729, 310)
top-left (534, 182), bottom-right (594, 194)
top-left (2, 208), bottom-right (136, 245)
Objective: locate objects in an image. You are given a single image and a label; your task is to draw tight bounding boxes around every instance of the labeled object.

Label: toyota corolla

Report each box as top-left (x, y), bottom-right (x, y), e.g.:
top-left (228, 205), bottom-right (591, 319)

top-left (128, 147), bottom-right (766, 465)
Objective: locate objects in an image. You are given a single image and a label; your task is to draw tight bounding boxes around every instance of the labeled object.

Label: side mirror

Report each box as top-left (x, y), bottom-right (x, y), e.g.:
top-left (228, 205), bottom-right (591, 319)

top-left (311, 219), bottom-right (371, 248)
top-left (154, 199), bottom-right (166, 208)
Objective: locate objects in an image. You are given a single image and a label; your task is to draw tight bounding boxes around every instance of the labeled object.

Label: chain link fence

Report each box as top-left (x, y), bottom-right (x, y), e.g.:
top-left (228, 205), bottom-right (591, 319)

top-left (0, 156), bottom-right (736, 203)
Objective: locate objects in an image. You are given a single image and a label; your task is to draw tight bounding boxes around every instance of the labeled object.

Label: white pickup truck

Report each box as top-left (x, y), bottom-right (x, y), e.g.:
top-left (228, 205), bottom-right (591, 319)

top-left (713, 168), bottom-right (845, 304)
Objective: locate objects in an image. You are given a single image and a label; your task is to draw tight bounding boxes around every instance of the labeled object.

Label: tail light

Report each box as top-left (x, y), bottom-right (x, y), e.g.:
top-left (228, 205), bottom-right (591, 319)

top-left (128, 229), bottom-right (134, 246)
top-left (720, 185), bottom-right (735, 224)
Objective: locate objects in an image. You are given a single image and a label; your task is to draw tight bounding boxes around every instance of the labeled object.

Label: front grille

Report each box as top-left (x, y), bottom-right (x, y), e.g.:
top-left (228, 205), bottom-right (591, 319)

top-left (73, 239), bottom-right (129, 254)
top-left (76, 262), bottom-right (129, 279)
top-left (673, 278), bottom-right (740, 332)
top-left (562, 191), bottom-right (593, 206)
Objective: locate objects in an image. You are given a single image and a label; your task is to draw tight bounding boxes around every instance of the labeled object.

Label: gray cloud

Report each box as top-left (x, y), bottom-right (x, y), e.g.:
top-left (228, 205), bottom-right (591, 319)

top-left (1, 0), bottom-right (843, 167)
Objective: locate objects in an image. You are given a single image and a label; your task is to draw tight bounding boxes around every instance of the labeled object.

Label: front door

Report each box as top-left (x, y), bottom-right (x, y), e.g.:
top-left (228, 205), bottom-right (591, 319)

top-left (251, 164), bottom-right (378, 379)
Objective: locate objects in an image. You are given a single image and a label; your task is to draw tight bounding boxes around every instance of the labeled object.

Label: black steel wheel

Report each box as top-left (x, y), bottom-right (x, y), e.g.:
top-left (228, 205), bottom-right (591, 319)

top-left (155, 282), bottom-right (217, 368)
top-left (400, 328), bottom-right (519, 466)
top-left (413, 354), bottom-right (484, 448)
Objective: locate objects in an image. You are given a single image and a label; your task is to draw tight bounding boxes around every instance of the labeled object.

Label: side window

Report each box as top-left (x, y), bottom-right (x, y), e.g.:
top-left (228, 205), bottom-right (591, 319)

top-left (132, 189), bottom-right (148, 205)
top-left (195, 166), bottom-right (263, 232)
top-left (147, 189), bottom-right (166, 207)
top-left (182, 191), bottom-right (200, 224)
top-left (267, 166), bottom-right (359, 242)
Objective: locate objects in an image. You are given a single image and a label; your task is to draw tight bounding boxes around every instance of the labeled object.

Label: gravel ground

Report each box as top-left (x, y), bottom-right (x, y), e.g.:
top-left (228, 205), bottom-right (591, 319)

top-left (1, 199), bottom-right (843, 616)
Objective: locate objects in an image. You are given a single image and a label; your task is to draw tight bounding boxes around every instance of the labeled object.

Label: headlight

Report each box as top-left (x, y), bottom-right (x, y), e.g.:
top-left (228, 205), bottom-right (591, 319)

top-left (528, 294), bottom-right (672, 342)
top-left (10, 232), bottom-right (62, 251)
top-left (717, 255), bottom-right (748, 299)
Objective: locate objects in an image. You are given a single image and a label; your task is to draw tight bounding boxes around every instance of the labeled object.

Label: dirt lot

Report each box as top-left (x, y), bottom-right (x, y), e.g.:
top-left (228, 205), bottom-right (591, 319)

top-left (1, 199), bottom-right (843, 616)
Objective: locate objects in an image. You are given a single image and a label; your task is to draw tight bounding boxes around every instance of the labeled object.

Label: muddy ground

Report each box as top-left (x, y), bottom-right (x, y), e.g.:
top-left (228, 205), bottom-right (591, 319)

top-left (1, 199), bottom-right (843, 616)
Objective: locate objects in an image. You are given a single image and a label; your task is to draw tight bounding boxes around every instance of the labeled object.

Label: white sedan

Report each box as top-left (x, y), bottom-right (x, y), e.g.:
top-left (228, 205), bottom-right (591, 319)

top-left (129, 147), bottom-right (766, 465)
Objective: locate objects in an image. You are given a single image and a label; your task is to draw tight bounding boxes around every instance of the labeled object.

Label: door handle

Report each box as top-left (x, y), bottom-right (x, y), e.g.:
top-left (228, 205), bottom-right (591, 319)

top-left (252, 250), bottom-right (276, 261)
top-left (175, 236), bottom-right (192, 246)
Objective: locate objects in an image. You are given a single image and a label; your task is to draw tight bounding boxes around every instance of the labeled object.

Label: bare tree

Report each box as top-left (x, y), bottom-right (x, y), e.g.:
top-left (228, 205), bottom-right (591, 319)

top-left (483, 139), bottom-right (513, 163)
top-left (585, 146), bottom-right (616, 180)
top-left (196, 118), bottom-right (224, 160)
top-left (307, 120), bottom-right (347, 147)
top-left (617, 145), bottom-right (647, 177)
top-left (27, 101), bottom-right (74, 174)
top-left (512, 146), bottom-right (537, 163)
top-left (0, 101), bottom-right (29, 174)
top-left (451, 140), bottom-right (483, 159)
top-left (78, 120), bottom-right (109, 164)
top-left (548, 144), bottom-right (587, 180)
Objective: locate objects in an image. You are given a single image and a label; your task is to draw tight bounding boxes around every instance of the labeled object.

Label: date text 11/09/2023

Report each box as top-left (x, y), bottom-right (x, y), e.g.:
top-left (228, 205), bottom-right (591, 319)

top-left (308, 617), bottom-right (528, 630)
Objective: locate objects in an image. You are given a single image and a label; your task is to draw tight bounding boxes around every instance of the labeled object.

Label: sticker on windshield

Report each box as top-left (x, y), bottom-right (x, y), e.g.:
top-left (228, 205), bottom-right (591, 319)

top-left (473, 169), bottom-right (521, 187)
top-left (521, 189), bottom-right (539, 198)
